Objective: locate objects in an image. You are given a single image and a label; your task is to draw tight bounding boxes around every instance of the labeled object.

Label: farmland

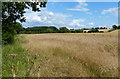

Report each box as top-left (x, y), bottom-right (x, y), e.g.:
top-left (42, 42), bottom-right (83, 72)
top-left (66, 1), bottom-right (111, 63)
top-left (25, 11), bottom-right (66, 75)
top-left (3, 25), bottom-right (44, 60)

top-left (2, 2), bottom-right (119, 78)
top-left (19, 30), bottom-right (119, 77)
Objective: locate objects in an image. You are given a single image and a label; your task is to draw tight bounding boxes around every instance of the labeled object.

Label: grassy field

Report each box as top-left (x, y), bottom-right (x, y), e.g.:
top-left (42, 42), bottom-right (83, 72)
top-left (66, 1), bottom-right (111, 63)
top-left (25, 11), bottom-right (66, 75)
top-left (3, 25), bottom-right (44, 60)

top-left (2, 36), bottom-right (35, 77)
top-left (2, 30), bottom-right (118, 77)
top-left (19, 30), bottom-right (119, 77)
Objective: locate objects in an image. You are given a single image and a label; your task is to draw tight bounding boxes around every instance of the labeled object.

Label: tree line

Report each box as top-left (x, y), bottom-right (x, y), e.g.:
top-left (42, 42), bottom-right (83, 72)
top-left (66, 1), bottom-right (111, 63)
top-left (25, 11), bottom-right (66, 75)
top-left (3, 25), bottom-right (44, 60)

top-left (15, 23), bottom-right (120, 34)
top-left (18, 26), bottom-right (83, 34)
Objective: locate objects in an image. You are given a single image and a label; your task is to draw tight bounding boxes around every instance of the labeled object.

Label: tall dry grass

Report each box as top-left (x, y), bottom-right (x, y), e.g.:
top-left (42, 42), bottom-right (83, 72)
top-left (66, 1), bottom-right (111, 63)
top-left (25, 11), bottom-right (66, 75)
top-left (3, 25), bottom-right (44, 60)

top-left (21, 30), bottom-right (118, 77)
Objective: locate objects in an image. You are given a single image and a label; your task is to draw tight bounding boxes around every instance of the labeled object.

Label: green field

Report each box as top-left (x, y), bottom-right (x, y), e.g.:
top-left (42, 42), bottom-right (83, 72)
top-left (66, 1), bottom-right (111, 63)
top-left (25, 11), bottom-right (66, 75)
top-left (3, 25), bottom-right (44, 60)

top-left (2, 30), bottom-right (118, 77)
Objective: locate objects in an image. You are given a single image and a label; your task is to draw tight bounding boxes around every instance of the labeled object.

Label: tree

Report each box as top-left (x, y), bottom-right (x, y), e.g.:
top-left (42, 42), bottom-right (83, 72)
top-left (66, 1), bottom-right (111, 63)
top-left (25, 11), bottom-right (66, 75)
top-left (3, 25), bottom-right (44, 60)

top-left (100, 27), bottom-right (103, 29)
top-left (118, 25), bottom-right (120, 29)
top-left (48, 26), bottom-right (59, 33)
top-left (2, 2), bottom-right (47, 44)
top-left (112, 25), bottom-right (117, 30)
top-left (74, 29), bottom-right (83, 33)
top-left (70, 29), bottom-right (76, 33)
top-left (13, 22), bottom-right (23, 34)
top-left (88, 28), bottom-right (99, 33)
top-left (59, 27), bottom-right (70, 33)
top-left (95, 27), bottom-right (99, 29)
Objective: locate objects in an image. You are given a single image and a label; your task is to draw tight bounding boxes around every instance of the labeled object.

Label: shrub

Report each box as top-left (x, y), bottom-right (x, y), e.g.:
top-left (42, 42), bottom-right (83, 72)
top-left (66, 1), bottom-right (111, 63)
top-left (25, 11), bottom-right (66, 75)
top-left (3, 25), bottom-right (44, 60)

top-left (2, 24), bottom-right (17, 44)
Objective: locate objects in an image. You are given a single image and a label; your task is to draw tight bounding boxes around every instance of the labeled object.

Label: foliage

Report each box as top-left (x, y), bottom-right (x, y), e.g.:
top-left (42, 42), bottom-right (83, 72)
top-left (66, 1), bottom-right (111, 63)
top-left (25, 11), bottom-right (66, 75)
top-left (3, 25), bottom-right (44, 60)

top-left (74, 29), bottom-right (83, 33)
top-left (95, 27), bottom-right (107, 29)
top-left (108, 25), bottom-right (120, 32)
top-left (19, 26), bottom-right (117, 34)
top-left (20, 26), bottom-right (59, 34)
top-left (20, 27), bottom-right (84, 34)
top-left (2, 35), bottom-right (40, 77)
top-left (70, 29), bottom-right (83, 33)
top-left (59, 27), bottom-right (70, 33)
top-left (2, 36), bottom-right (27, 77)
top-left (2, 24), bottom-right (16, 44)
top-left (117, 25), bottom-right (120, 29)
top-left (112, 25), bottom-right (117, 29)
top-left (88, 28), bottom-right (99, 33)
top-left (2, 2), bottom-right (47, 44)
top-left (112, 25), bottom-right (120, 29)
top-left (99, 27), bottom-right (107, 29)
top-left (13, 22), bottom-right (23, 34)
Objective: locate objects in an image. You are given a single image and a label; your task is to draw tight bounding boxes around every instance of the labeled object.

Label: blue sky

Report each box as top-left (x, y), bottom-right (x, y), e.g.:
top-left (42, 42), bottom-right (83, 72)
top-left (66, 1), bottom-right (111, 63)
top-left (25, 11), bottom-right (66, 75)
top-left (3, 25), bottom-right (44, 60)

top-left (21, 2), bottom-right (118, 29)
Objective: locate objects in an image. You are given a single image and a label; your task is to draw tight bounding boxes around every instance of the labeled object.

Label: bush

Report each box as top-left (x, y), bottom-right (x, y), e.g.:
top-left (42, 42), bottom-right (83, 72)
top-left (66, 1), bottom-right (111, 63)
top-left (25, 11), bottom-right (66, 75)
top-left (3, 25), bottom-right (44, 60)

top-left (2, 36), bottom-right (29, 77)
top-left (2, 24), bottom-right (17, 44)
top-left (2, 33), bottom-right (15, 44)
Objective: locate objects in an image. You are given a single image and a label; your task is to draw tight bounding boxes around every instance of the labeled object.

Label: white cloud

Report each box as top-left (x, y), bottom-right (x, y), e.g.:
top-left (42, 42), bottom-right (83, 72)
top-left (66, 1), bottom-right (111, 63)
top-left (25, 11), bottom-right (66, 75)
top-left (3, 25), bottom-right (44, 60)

top-left (22, 8), bottom-right (86, 29)
top-left (67, 1), bottom-right (89, 12)
top-left (22, 8), bottom-right (72, 28)
top-left (69, 19), bottom-right (85, 27)
top-left (76, 1), bottom-right (88, 8)
top-left (25, 11), bottom-right (42, 23)
top-left (67, 8), bottom-right (89, 11)
top-left (49, 12), bottom-right (54, 15)
top-left (102, 7), bottom-right (118, 16)
top-left (88, 22), bottom-right (94, 26)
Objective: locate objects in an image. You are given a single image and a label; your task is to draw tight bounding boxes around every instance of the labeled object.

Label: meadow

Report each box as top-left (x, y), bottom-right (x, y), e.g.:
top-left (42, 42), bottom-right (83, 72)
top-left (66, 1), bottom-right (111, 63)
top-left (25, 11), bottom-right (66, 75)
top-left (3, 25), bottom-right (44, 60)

top-left (21, 30), bottom-right (118, 77)
top-left (3, 30), bottom-right (119, 77)
top-left (2, 2), bottom-right (119, 77)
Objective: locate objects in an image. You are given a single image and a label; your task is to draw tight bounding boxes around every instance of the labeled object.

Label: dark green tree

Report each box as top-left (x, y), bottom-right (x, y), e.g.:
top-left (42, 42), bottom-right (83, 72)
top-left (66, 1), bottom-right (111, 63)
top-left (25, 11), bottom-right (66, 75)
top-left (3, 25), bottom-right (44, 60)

top-left (12, 22), bottom-right (23, 34)
top-left (2, 2), bottom-right (47, 44)
top-left (112, 25), bottom-right (117, 30)
top-left (88, 28), bottom-right (99, 33)
top-left (70, 29), bottom-right (76, 33)
top-left (59, 27), bottom-right (70, 33)
top-left (118, 25), bottom-right (120, 29)
top-left (75, 29), bottom-right (83, 33)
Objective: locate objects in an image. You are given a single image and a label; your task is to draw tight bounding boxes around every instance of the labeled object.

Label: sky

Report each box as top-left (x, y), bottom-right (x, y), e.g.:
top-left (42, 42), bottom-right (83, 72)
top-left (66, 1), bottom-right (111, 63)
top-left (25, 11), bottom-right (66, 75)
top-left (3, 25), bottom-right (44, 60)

top-left (21, 2), bottom-right (118, 29)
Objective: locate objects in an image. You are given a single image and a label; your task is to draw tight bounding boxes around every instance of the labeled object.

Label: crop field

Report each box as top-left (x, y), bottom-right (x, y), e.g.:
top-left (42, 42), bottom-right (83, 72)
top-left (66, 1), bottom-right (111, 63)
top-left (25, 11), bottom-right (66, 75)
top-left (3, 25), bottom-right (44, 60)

top-left (20, 30), bottom-right (119, 77)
